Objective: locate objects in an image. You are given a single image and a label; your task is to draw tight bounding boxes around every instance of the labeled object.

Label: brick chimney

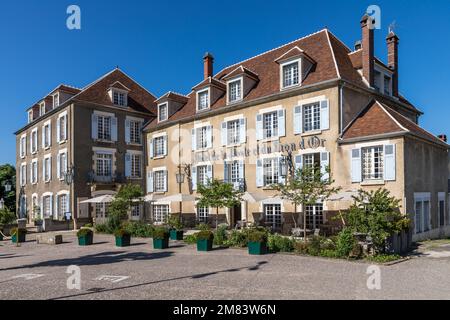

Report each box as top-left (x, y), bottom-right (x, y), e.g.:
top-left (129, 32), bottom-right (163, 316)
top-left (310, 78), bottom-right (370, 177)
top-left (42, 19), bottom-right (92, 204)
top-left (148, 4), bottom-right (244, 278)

top-left (203, 52), bottom-right (214, 79)
top-left (360, 14), bottom-right (374, 87)
top-left (386, 31), bottom-right (399, 97)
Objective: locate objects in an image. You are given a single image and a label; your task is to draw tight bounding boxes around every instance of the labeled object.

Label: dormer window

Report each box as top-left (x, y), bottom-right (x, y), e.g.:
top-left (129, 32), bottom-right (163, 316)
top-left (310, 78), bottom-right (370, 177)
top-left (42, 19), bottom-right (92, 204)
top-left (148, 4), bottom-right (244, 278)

top-left (197, 89), bottom-right (210, 111)
top-left (158, 103), bottom-right (168, 122)
top-left (28, 110), bottom-right (33, 123)
top-left (384, 76), bottom-right (391, 96)
top-left (113, 91), bottom-right (126, 106)
top-left (39, 102), bottom-right (46, 116)
top-left (53, 93), bottom-right (60, 108)
top-left (227, 78), bottom-right (243, 104)
top-left (281, 59), bottom-right (300, 89)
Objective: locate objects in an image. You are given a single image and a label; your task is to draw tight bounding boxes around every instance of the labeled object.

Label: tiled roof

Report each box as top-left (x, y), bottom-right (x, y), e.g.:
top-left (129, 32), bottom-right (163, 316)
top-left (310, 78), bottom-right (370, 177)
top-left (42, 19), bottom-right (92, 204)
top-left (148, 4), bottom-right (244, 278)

top-left (341, 100), bottom-right (448, 147)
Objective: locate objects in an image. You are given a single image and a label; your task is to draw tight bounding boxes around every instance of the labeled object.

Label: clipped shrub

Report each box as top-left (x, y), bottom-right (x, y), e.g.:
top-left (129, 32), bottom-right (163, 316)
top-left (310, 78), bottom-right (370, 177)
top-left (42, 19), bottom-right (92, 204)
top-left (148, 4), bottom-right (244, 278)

top-left (335, 228), bottom-right (356, 258)
top-left (168, 215), bottom-right (184, 231)
top-left (196, 223), bottom-right (210, 231)
top-left (268, 234), bottom-right (295, 252)
top-left (184, 234), bottom-right (197, 244)
top-left (196, 230), bottom-right (214, 241)
top-left (123, 221), bottom-right (154, 238)
top-left (153, 227), bottom-right (169, 240)
top-left (247, 230), bottom-right (268, 243)
top-left (77, 228), bottom-right (93, 237)
top-left (213, 225), bottom-right (228, 246)
top-left (319, 249), bottom-right (339, 258)
top-left (83, 223), bottom-right (93, 228)
top-left (307, 236), bottom-right (323, 256)
top-left (114, 228), bottom-right (130, 237)
top-left (225, 230), bottom-right (248, 247)
top-left (94, 223), bottom-right (109, 234)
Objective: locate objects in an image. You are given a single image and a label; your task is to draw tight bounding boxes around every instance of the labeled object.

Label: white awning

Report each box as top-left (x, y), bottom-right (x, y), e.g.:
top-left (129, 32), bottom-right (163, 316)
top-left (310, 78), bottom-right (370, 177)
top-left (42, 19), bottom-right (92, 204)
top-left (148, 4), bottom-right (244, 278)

top-left (80, 195), bottom-right (115, 204)
top-left (157, 193), bottom-right (197, 202)
top-left (327, 190), bottom-right (359, 202)
top-left (144, 194), bottom-right (163, 202)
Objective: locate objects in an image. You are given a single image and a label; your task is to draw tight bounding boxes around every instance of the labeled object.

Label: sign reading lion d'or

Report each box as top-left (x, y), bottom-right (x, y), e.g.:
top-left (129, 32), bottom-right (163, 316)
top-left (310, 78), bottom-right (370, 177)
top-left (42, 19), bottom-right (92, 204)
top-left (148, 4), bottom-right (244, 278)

top-left (194, 136), bottom-right (326, 163)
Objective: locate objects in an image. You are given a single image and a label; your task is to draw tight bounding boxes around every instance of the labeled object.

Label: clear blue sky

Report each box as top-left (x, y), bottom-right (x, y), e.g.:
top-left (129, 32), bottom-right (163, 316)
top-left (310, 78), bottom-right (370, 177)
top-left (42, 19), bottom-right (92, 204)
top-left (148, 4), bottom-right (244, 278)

top-left (1, 0), bottom-right (449, 165)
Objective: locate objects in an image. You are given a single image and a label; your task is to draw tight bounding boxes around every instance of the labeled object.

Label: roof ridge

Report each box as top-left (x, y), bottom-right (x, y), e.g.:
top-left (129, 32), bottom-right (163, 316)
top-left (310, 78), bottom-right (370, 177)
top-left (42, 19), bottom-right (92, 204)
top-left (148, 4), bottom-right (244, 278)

top-left (376, 101), bottom-right (409, 132)
top-left (325, 30), bottom-right (341, 79)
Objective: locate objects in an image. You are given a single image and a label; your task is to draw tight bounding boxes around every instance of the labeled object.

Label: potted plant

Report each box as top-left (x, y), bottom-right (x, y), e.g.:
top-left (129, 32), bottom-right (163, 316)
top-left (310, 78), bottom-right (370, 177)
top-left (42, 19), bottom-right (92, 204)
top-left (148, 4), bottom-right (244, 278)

top-left (11, 227), bottom-right (27, 243)
top-left (114, 228), bottom-right (131, 247)
top-left (247, 229), bottom-right (268, 255)
top-left (196, 230), bottom-right (214, 252)
top-left (153, 227), bottom-right (169, 249)
top-left (77, 228), bottom-right (93, 246)
top-left (168, 215), bottom-right (184, 241)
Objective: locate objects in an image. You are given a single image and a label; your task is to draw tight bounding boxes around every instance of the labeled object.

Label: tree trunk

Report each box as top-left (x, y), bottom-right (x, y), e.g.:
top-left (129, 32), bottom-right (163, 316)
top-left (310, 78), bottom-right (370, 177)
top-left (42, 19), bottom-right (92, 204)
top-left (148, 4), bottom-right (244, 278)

top-left (303, 208), bottom-right (307, 242)
top-left (216, 207), bottom-right (219, 230)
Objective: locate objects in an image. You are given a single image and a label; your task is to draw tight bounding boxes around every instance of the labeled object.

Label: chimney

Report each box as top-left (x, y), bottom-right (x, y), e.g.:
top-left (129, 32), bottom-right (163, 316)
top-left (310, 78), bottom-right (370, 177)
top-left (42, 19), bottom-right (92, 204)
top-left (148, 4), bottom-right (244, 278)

top-left (438, 134), bottom-right (447, 143)
top-left (203, 52), bottom-right (214, 79)
top-left (360, 14), bottom-right (374, 87)
top-left (386, 31), bottom-right (399, 97)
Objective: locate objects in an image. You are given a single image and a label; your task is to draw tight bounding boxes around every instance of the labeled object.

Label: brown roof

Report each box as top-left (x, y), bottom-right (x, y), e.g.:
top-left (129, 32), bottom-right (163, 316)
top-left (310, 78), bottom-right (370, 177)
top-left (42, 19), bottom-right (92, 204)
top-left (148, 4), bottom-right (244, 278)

top-left (341, 100), bottom-right (448, 147)
top-left (155, 91), bottom-right (189, 104)
top-left (222, 65), bottom-right (259, 81)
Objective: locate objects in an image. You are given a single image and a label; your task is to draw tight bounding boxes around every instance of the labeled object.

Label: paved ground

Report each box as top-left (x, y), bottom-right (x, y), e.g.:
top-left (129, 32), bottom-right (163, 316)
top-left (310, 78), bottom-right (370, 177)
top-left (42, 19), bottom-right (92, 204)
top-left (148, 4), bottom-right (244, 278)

top-left (1, 233), bottom-right (450, 300)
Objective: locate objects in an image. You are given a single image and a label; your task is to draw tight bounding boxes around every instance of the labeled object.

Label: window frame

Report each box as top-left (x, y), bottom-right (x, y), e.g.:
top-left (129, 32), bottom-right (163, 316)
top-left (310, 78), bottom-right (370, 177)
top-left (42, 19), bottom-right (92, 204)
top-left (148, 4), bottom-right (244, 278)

top-left (263, 157), bottom-right (280, 187)
top-left (280, 58), bottom-right (301, 90)
top-left (361, 145), bottom-right (384, 181)
top-left (227, 77), bottom-right (243, 104)
top-left (158, 103), bottom-right (168, 122)
top-left (153, 204), bottom-right (169, 223)
top-left (302, 102), bottom-right (321, 133)
top-left (262, 111), bottom-right (279, 139)
top-left (196, 88), bottom-right (210, 112)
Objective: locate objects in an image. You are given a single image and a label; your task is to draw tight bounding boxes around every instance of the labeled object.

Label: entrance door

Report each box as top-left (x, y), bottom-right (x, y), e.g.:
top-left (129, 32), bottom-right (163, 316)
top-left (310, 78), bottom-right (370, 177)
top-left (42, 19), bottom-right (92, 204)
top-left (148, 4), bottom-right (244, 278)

top-left (231, 204), bottom-right (242, 227)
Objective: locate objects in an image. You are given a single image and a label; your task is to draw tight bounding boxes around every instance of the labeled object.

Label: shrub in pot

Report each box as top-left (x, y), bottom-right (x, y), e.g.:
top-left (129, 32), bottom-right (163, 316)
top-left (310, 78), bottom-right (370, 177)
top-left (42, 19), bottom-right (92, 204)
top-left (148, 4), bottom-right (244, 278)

top-left (114, 228), bottom-right (131, 247)
top-left (11, 227), bottom-right (27, 243)
top-left (168, 215), bottom-right (184, 241)
top-left (247, 230), bottom-right (268, 255)
top-left (196, 230), bottom-right (214, 252)
top-left (77, 228), bottom-right (93, 246)
top-left (153, 227), bottom-right (169, 249)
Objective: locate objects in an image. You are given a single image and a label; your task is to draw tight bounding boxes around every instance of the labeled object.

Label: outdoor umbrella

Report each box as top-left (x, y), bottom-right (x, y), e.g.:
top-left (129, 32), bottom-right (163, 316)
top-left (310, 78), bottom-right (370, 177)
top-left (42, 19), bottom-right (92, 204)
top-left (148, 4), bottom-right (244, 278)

top-left (80, 194), bottom-right (115, 203)
top-left (157, 193), bottom-right (197, 202)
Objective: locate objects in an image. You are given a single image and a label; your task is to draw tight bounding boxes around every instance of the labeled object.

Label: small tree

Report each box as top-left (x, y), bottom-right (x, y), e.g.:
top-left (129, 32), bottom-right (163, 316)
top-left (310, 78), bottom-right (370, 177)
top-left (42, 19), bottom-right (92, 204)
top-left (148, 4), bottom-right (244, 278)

top-left (343, 188), bottom-right (410, 253)
top-left (106, 184), bottom-right (143, 232)
top-left (273, 165), bottom-right (340, 240)
top-left (196, 179), bottom-right (243, 230)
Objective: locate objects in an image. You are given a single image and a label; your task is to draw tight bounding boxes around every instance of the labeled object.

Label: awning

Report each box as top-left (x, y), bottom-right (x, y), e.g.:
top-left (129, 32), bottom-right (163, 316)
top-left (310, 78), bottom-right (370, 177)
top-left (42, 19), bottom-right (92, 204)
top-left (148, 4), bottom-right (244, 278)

top-left (144, 194), bottom-right (163, 202)
top-left (327, 190), bottom-right (359, 202)
top-left (80, 195), bottom-right (115, 204)
top-left (157, 193), bottom-right (197, 202)
top-left (242, 192), bottom-right (270, 203)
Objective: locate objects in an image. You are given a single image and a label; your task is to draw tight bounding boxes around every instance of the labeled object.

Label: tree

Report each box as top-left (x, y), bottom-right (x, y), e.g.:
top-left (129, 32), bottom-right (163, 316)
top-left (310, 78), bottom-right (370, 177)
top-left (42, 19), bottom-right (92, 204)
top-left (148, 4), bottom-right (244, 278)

top-left (196, 179), bottom-right (243, 230)
top-left (106, 184), bottom-right (143, 232)
top-left (343, 188), bottom-right (410, 253)
top-left (273, 165), bottom-right (340, 240)
top-left (0, 164), bottom-right (16, 212)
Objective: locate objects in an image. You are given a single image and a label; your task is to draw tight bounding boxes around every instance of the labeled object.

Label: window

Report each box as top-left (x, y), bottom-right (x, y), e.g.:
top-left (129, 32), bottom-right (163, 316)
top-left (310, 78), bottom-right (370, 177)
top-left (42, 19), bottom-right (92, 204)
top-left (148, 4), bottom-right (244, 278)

top-left (96, 153), bottom-right (112, 178)
top-left (439, 199), bottom-right (445, 227)
top-left (263, 111), bottom-right (278, 139)
top-left (58, 194), bottom-right (67, 219)
top-left (53, 93), bottom-right (60, 108)
top-left (197, 207), bottom-right (209, 223)
top-left (31, 160), bottom-right (38, 184)
top-left (227, 120), bottom-right (240, 145)
top-left (44, 156), bottom-right (51, 182)
top-left (129, 121), bottom-right (141, 144)
top-left (43, 195), bottom-right (51, 218)
top-left (362, 146), bottom-right (384, 180)
top-left (28, 111), bottom-right (33, 123)
top-left (263, 158), bottom-right (279, 186)
top-left (95, 203), bottom-right (104, 218)
top-left (228, 79), bottom-right (242, 103)
top-left (20, 163), bottom-right (26, 186)
top-left (305, 204), bottom-right (324, 229)
top-left (113, 91), bottom-right (126, 106)
top-left (43, 123), bottom-right (51, 149)
top-left (153, 136), bottom-right (166, 157)
top-left (374, 71), bottom-right (381, 92)
top-left (197, 165), bottom-right (208, 186)
top-left (158, 103), bottom-right (168, 122)
top-left (32, 195), bottom-right (39, 219)
top-left (226, 161), bottom-right (240, 183)
top-left (59, 152), bottom-right (67, 180)
top-left (264, 204), bottom-right (282, 230)
top-left (153, 205), bottom-right (169, 223)
top-left (197, 90), bottom-right (209, 111)
top-left (303, 102), bottom-right (321, 132)
top-left (20, 135), bottom-right (26, 158)
top-left (384, 76), bottom-right (391, 95)
top-left (31, 129), bottom-right (38, 154)
top-left (154, 170), bottom-right (166, 192)
top-left (414, 195), bottom-right (431, 234)
top-left (39, 102), bottom-right (46, 116)
top-left (97, 116), bottom-right (111, 140)
top-left (303, 153), bottom-right (321, 180)
top-left (130, 154), bottom-right (142, 178)
top-left (58, 114), bottom-right (67, 142)
top-left (282, 61), bottom-right (299, 88)
top-left (197, 126), bottom-right (208, 149)
top-left (131, 204), bottom-right (141, 219)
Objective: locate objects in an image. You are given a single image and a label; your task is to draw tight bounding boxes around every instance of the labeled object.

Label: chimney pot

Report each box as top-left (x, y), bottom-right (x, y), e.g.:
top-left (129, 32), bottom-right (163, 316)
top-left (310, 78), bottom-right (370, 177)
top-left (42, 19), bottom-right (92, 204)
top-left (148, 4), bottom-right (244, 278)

top-left (203, 52), bottom-right (214, 79)
top-left (438, 134), bottom-right (447, 143)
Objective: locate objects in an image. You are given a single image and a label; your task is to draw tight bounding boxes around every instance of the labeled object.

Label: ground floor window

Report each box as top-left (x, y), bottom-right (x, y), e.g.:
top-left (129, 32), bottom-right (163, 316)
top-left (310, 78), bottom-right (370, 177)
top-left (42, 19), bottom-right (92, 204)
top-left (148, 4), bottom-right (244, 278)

top-left (131, 204), bottom-right (141, 220)
top-left (43, 195), bottom-right (52, 218)
top-left (153, 205), bottom-right (169, 223)
top-left (95, 203), bottom-right (109, 219)
top-left (439, 199), bottom-right (445, 227)
top-left (415, 196), bottom-right (430, 234)
top-left (57, 194), bottom-right (68, 219)
top-left (32, 195), bottom-right (39, 218)
top-left (264, 204), bottom-right (282, 230)
top-left (305, 204), bottom-right (324, 230)
top-left (197, 207), bottom-right (209, 223)
top-left (263, 158), bottom-right (279, 186)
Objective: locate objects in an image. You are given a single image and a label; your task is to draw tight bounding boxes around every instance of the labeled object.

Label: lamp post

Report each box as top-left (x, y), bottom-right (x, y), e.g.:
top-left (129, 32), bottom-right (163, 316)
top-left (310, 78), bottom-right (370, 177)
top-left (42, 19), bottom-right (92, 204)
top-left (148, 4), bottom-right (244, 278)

top-left (63, 164), bottom-right (76, 228)
top-left (0, 198), bottom-right (4, 210)
top-left (176, 166), bottom-right (185, 216)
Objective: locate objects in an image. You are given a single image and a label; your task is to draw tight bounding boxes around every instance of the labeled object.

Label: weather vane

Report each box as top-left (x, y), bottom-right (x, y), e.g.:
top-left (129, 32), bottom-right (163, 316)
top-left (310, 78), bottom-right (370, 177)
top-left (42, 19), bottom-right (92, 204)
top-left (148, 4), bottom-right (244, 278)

top-left (388, 20), bottom-right (397, 33)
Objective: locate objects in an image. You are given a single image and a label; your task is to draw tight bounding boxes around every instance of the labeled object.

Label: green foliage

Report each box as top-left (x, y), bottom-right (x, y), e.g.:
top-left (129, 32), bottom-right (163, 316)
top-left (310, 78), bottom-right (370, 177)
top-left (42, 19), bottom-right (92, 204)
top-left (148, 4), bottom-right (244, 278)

top-left (107, 184), bottom-right (144, 233)
top-left (123, 221), bottom-right (154, 238)
top-left (267, 234), bottom-right (295, 252)
top-left (114, 228), bottom-right (130, 237)
top-left (153, 227), bottom-right (169, 240)
top-left (366, 254), bottom-right (402, 263)
top-left (213, 225), bottom-right (228, 246)
top-left (343, 188), bottom-right (407, 253)
top-left (94, 223), bottom-right (109, 234)
top-left (77, 228), bottom-right (93, 237)
top-left (307, 236), bottom-right (324, 256)
top-left (0, 208), bottom-right (16, 225)
top-left (196, 230), bottom-right (214, 241)
top-left (294, 241), bottom-right (309, 254)
top-left (225, 229), bottom-right (248, 247)
top-left (196, 223), bottom-right (210, 231)
top-left (168, 214), bottom-right (183, 231)
top-left (10, 227), bottom-right (27, 236)
top-left (247, 229), bottom-right (268, 243)
top-left (83, 223), bottom-right (93, 228)
top-left (0, 164), bottom-right (16, 212)
top-left (319, 249), bottom-right (339, 258)
top-left (335, 228), bottom-right (356, 258)
top-left (184, 234), bottom-right (197, 244)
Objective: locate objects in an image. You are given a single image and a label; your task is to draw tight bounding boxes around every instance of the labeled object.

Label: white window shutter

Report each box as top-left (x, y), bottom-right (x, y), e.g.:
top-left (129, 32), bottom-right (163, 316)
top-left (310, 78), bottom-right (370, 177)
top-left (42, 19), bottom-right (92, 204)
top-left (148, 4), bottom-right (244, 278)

top-left (56, 117), bottom-right (61, 143)
top-left (49, 194), bottom-right (53, 218)
top-left (41, 127), bottom-right (45, 149)
top-left (163, 135), bottom-right (168, 156)
top-left (207, 165), bottom-right (213, 181)
top-left (125, 119), bottom-right (131, 144)
top-left (48, 124), bottom-right (51, 146)
top-left (111, 117), bottom-right (118, 141)
top-left (278, 109), bottom-right (286, 137)
top-left (57, 154), bottom-right (61, 179)
top-left (191, 128), bottom-right (197, 151)
top-left (147, 171), bottom-right (154, 193)
top-left (294, 105), bottom-right (303, 135)
top-left (294, 154), bottom-right (303, 172)
top-left (256, 159), bottom-right (263, 187)
top-left (351, 148), bottom-right (362, 183)
top-left (191, 166), bottom-right (197, 190)
top-left (66, 193), bottom-right (70, 217)
top-left (384, 144), bottom-right (396, 181)
top-left (239, 118), bottom-right (246, 144)
top-left (64, 115), bottom-right (68, 140)
top-left (149, 139), bottom-right (154, 158)
top-left (42, 160), bottom-right (45, 182)
top-left (256, 114), bottom-right (263, 140)
top-left (221, 122), bottom-right (227, 146)
top-left (49, 157), bottom-right (52, 181)
top-left (91, 114), bottom-right (98, 140)
top-left (164, 170), bottom-right (168, 192)
top-left (320, 100), bottom-right (330, 130)
top-left (125, 153), bottom-right (131, 177)
top-left (278, 157), bottom-right (285, 184)
top-left (320, 152), bottom-right (330, 182)
top-left (206, 126), bottom-right (212, 148)
top-left (223, 162), bottom-right (229, 183)
top-left (239, 160), bottom-right (244, 180)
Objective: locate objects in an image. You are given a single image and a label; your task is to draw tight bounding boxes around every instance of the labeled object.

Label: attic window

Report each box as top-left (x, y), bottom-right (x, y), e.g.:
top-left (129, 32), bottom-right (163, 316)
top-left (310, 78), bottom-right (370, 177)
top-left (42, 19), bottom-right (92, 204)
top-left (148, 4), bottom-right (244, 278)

top-left (53, 93), bottom-right (60, 107)
top-left (227, 78), bottom-right (243, 104)
top-left (197, 89), bottom-right (210, 111)
top-left (113, 90), bottom-right (127, 106)
top-left (39, 102), bottom-right (46, 116)
top-left (281, 59), bottom-right (300, 89)
top-left (158, 103), bottom-right (168, 122)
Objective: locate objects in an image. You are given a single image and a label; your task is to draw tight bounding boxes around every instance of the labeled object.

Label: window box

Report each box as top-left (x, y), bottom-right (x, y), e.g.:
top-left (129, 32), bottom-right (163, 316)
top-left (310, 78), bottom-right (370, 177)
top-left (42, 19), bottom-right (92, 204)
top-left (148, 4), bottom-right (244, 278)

top-left (170, 229), bottom-right (184, 241)
top-left (115, 234), bottom-right (131, 247)
top-left (248, 241), bottom-right (268, 255)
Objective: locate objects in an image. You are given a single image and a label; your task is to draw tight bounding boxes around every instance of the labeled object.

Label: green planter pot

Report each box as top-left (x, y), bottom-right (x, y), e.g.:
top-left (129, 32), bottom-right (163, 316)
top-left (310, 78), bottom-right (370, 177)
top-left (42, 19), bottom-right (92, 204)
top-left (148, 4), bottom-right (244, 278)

top-left (170, 230), bottom-right (184, 241)
top-left (153, 237), bottom-right (169, 249)
top-left (197, 239), bottom-right (213, 252)
top-left (115, 235), bottom-right (131, 247)
top-left (248, 241), bottom-right (267, 255)
top-left (12, 233), bottom-right (26, 243)
top-left (78, 234), bottom-right (93, 246)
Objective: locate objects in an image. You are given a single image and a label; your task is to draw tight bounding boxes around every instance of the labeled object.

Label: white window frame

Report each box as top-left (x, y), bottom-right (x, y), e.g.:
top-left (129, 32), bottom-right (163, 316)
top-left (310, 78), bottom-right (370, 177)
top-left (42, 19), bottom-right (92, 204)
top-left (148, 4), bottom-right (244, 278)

top-left (97, 115), bottom-right (112, 141)
top-left (31, 159), bottom-right (38, 184)
top-left (112, 89), bottom-right (127, 106)
top-left (361, 145), bottom-right (384, 181)
top-left (264, 203), bottom-right (282, 230)
top-left (263, 157), bottom-right (280, 187)
top-left (56, 190), bottom-right (70, 220)
top-left (53, 93), bottom-right (60, 108)
top-left (196, 88), bottom-right (210, 112)
top-left (31, 127), bottom-right (38, 154)
top-left (197, 206), bottom-right (210, 223)
top-left (28, 110), bottom-right (33, 123)
top-left (153, 135), bottom-right (166, 158)
top-left (20, 162), bottom-right (27, 186)
top-left (227, 77), bottom-right (243, 104)
top-left (94, 151), bottom-right (113, 180)
top-left (130, 153), bottom-right (142, 179)
top-left (39, 102), bottom-right (46, 116)
top-left (303, 102), bottom-right (321, 133)
top-left (43, 120), bottom-right (51, 150)
top-left (58, 149), bottom-right (68, 181)
top-left (158, 103), bottom-right (168, 122)
top-left (153, 169), bottom-right (167, 193)
top-left (374, 65), bottom-right (393, 96)
top-left (280, 58), bottom-right (301, 90)
top-left (153, 204), bottom-right (169, 223)
top-left (42, 192), bottom-right (53, 218)
top-left (57, 111), bottom-right (68, 143)
top-left (20, 134), bottom-right (27, 158)
top-left (43, 154), bottom-right (52, 183)
top-left (414, 193), bottom-right (431, 234)
top-left (262, 111), bottom-right (279, 139)
top-left (129, 120), bottom-right (142, 145)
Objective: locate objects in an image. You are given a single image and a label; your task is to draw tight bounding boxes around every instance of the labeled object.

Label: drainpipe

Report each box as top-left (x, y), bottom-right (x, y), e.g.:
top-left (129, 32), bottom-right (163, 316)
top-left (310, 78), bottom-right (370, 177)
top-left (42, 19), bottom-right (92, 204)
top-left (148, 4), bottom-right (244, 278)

top-left (70, 103), bottom-right (76, 230)
top-left (339, 82), bottom-right (345, 134)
